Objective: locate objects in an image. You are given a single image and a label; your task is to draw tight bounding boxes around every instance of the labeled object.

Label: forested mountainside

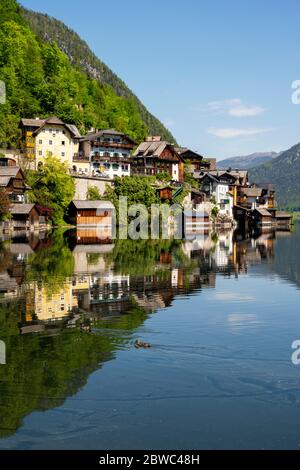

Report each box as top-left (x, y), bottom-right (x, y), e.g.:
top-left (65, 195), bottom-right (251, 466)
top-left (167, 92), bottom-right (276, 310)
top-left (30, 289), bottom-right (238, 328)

top-left (0, 0), bottom-right (176, 148)
top-left (249, 143), bottom-right (300, 210)
top-left (218, 152), bottom-right (280, 170)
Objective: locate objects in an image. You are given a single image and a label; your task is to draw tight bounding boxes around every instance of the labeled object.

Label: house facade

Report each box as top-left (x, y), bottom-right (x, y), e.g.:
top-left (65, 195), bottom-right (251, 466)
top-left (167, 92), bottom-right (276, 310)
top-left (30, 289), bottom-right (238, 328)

top-left (176, 147), bottom-right (216, 176)
top-left (200, 173), bottom-right (234, 218)
top-left (20, 117), bottom-right (82, 171)
top-left (132, 136), bottom-right (184, 182)
top-left (0, 167), bottom-right (29, 203)
top-left (79, 129), bottom-right (136, 179)
top-left (68, 200), bottom-right (115, 228)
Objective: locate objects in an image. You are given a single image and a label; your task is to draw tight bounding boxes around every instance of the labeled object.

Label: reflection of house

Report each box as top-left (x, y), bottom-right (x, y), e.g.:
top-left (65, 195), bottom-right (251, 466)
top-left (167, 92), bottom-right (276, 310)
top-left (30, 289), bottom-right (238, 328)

top-left (90, 273), bottom-right (130, 305)
top-left (0, 167), bottom-right (29, 203)
top-left (20, 117), bottom-right (81, 170)
top-left (79, 129), bottom-right (136, 179)
top-left (25, 281), bottom-right (76, 323)
top-left (184, 210), bottom-right (211, 238)
top-left (68, 201), bottom-right (115, 227)
top-left (72, 245), bottom-right (114, 274)
top-left (132, 136), bottom-right (184, 182)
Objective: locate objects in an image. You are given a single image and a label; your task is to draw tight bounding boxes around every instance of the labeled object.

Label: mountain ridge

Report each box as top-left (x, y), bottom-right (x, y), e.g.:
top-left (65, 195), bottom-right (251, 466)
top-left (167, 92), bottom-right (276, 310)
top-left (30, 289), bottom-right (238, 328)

top-left (249, 143), bottom-right (300, 210)
top-left (218, 152), bottom-right (281, 170)
top-left (0, 0), bottom-right (176, 148)
top-left (21, 6), bottom-right (176, 144)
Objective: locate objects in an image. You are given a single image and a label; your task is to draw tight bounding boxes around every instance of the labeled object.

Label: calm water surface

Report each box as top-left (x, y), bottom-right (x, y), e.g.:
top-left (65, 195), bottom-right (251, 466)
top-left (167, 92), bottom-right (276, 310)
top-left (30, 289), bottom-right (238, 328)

top-left (0, 225), bottom-right (300, 449)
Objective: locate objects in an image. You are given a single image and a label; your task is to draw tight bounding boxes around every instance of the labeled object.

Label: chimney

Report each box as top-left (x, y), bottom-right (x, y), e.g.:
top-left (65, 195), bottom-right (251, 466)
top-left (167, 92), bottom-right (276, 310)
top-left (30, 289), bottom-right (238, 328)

top-left (146, 136), bottom-right (162, 142)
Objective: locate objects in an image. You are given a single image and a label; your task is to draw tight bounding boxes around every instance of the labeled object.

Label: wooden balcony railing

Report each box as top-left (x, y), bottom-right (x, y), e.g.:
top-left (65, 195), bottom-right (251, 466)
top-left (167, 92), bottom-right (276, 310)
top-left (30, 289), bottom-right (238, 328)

top-left (92, 141), bottom-right (133, 150)
top-left (73, 154), bottom-right (90, 162)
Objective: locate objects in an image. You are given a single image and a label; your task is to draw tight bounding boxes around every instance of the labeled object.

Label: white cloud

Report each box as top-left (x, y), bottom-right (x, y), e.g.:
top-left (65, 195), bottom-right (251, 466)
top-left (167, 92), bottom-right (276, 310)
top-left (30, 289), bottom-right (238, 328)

top-left (229, 105), bottom-right (266, 117)
top-left (207, 98), bottom-right (267, 118)
top-left (214, 292), bottom-right (256, 302)
top-left (208, 98), bottom-right (241, 111)
top-left (208, 127), bottom-right (273, 139)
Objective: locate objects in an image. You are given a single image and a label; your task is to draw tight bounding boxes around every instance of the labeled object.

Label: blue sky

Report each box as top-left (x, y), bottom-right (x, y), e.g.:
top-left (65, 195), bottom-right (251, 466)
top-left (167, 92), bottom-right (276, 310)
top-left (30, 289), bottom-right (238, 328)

top-left (20, 0), bottom-right (300, 160)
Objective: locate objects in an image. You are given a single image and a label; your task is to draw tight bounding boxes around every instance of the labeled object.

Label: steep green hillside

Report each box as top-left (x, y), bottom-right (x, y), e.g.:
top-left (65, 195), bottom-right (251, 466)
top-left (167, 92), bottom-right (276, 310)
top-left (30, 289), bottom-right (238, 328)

top-left (250, 143), bottom-right (300, 210)
top-left (0, 0), bottom-right (176, 148)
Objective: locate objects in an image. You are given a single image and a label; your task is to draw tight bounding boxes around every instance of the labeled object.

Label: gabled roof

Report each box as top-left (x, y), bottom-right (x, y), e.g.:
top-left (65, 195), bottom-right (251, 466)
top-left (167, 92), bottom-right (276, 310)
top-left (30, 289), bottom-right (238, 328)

top-left (175, 147), bottom-right (204, 161)
top-left (155, 185), bottom-right (174, 191)
top-left (255, 208), bottom-right (272, 217)
top-left (21, 117), bottom-right (81, 138)
top-left (133, 140), bottom-right (180, 160)
top-left (241, 187), bottom-right (262, 197)
top-left (276, 211), bottom-right (291, 219)
top-left (201, 172), bottom-right (233, 185)
top-left (10, 204), bottom-right (35, 215)
top-left (65, 124), bottom-right (81, 138)
top-left (44, 116), bottom-right (65, 125)
top-left (20, 118), bottom-right (45, 128)
top-left (0, 167), bottom-right (23, 178)
top-left (81, 129), bottom-right (136, 144)
top-left (0, 177), bottom-right (11, 187)
top-left (71, 200), bottom-right (115, 210)
top-left (202, 169), bottom-right (248, 185)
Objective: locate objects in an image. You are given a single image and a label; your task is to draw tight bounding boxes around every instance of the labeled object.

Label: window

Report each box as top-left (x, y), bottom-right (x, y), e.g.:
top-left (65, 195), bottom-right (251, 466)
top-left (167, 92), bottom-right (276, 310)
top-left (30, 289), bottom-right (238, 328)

top-left (39, 140), bottom-right (42, 144)
top-left (112, 164), bottom-right (119, 170)
top-left (39, 151), bottom-right (42, 156)
top-left (104, 163), bottom-right (111, 169)
top-left (61, 152), bottom-right (65, 157)
top-left (62, 141), bottom-right (65, 146)
top-left (114, 153), bottom-right (119, 158)
top-left (48, 128), bottom-right (52, 133)
top-left (42, 129), bottom-right (46, 133)
top-left (49, 140), bottom-right (53, 145)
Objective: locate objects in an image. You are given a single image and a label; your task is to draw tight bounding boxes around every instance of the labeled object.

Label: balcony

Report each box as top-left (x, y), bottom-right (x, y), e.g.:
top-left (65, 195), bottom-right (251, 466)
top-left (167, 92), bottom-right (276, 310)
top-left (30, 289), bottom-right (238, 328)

top-left (73, 153), bottom-right (90, 162)
top-left (91, 155), bottom-right (131, 164)
top-left (92, 141), bottom-right (133, 150)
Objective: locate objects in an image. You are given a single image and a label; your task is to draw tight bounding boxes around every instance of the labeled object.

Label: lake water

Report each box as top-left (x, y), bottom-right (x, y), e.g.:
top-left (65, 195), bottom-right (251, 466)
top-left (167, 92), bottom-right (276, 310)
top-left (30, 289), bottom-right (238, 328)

top-left (0, 225), bottom-right (300, 450)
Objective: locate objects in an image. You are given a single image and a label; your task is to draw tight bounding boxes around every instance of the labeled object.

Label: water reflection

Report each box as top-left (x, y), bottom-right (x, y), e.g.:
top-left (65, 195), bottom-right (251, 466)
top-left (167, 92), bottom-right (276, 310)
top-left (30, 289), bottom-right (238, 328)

top-left (0, 224), bottom-right (297, 442)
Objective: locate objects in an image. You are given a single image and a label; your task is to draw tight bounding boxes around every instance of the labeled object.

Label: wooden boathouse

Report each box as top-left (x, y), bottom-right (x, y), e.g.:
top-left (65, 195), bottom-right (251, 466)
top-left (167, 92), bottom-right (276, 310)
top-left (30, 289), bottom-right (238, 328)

top-left (68, 200), bottom-right (115, 227)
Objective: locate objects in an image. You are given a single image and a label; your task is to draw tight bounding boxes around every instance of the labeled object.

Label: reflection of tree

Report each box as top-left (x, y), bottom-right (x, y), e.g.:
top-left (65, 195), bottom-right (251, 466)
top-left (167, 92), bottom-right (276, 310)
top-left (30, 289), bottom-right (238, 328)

top-left (0, 299), bottom-right (150, 438)
top-left (105, 239), bottom-right (186, 276)
top-left (0, 302), bottom-right (114, 437)
top-left (25, 231), bottom-right (74, 293)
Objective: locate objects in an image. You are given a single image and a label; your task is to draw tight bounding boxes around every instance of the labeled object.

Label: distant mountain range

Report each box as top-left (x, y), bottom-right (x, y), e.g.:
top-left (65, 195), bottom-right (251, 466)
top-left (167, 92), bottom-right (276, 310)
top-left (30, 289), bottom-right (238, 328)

top-left (249, 143), bottom-right (300, 210)
top-left (218, 152), bottom-right (281, 170)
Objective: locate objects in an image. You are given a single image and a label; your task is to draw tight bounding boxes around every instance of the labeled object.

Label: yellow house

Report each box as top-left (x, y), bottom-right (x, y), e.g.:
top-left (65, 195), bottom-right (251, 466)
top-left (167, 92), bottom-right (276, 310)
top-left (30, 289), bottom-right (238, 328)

top-left (20, 117), bottom-right (87, 172)
top-left (25, 281), bottom-right (77, 322)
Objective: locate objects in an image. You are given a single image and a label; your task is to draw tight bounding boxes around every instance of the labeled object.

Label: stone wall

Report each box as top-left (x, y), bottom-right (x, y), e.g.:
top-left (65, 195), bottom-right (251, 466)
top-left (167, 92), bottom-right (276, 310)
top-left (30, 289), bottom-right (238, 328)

top-left (73, 175), bottom-right (113, 200)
